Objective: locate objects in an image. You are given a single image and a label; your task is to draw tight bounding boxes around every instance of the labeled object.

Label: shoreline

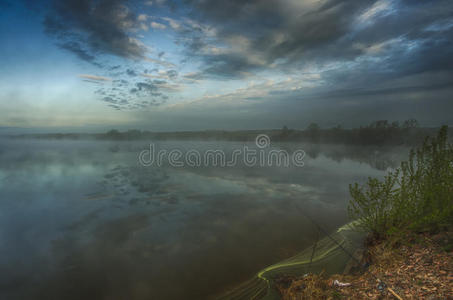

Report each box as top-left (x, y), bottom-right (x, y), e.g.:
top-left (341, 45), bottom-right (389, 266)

top-left (276, 230), bottom-right (453, 299)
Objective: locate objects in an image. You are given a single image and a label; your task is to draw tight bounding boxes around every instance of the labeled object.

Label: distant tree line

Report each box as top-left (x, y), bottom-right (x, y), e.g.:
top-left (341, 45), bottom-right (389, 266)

top-left (273, 118), bottom-right (430, 145)
top-left (11, 119), bottom-right (449, 146)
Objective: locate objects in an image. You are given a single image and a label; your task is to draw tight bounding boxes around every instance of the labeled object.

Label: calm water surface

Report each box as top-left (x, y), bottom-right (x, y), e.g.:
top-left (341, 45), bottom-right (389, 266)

top-left (0, 139), bottom-right (408, 299)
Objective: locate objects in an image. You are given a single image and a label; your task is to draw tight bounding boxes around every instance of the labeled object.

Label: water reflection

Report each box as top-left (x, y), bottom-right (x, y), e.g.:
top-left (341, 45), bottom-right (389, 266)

top-left (0, 139), bottom-right (408, 299)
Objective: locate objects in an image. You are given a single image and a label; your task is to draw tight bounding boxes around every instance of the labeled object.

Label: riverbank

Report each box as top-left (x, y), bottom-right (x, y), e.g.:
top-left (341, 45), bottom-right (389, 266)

top-left (275, 230), bottom-right (453, 299)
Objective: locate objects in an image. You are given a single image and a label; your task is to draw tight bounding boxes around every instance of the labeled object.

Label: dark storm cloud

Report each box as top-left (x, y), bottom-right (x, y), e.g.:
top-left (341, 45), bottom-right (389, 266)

top-left (59, 41), bottom-right (96, 63)
top-left (177, 0), bottom-right (373, 76)
top-left (201, 53), bottom-right (257, 78)
top-left (179, 0), bottom-right (453, 79)
top-left (44, 0), bottom-right (146, 64)
top-left (320, 33), bottom-right (453, 93)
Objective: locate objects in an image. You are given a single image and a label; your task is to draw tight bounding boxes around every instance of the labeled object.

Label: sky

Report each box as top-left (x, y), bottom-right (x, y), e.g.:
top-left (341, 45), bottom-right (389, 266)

top-left (0, 0), bottom-right (452, 132)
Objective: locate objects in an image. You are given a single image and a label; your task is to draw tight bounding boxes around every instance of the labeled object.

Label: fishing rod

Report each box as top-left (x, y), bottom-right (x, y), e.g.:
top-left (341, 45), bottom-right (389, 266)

top-left (296, 205), bottom-right (403, 300)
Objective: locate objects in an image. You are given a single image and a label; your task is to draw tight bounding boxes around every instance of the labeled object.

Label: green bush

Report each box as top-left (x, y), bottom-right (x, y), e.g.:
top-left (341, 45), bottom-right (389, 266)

top-left (348, 126), bottom-right (453, 238)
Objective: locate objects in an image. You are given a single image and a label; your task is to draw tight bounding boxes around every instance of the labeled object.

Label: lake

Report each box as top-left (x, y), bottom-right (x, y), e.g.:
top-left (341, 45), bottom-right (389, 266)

top-left (0, 138), bottom-right (408, 299)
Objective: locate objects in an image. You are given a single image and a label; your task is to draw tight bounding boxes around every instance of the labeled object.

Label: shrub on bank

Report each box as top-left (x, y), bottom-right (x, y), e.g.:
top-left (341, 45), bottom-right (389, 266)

top-left (348, 126), bottom-right (453, 238)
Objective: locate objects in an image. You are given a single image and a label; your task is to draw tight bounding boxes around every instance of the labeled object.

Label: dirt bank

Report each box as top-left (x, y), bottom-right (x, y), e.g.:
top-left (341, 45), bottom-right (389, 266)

top-left (276, 231), bottom-right (453, 299)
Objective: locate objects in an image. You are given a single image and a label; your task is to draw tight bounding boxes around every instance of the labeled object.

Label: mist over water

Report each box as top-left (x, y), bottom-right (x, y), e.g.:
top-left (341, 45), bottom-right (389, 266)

top-left (0, 139), bottom-right (409, 299)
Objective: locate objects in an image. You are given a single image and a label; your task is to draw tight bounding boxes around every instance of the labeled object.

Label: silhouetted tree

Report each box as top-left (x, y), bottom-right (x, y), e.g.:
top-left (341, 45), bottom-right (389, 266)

top-left (106, 129), bottom-right (121, 139)
top-left (403, 118), bottom-right (419, 129)
top-left (306, 123), bottom-right (320, 142)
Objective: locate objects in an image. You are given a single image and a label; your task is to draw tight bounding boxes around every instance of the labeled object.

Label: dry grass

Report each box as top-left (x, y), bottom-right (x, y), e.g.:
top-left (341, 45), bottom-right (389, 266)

top-left (276, 231), bottom-right (453, 300)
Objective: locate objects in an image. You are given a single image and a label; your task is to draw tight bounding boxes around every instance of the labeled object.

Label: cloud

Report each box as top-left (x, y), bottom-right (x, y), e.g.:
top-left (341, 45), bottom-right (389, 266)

top-left (136, 82), bottom-right (159, 93)
top-left (131, 71), bottom-right (453, 131)
top-left (153, 80), bottom-right (183, 92)
top-left (60, 41), bottom-right (96, 63)
top-left (161, 17), bottom-right (181, 30)
top-left (141, 69), bottom-right (178, 80)
top-left (150, 21), bottom-right (167, 30)
top-left (182, 72), bottom-right (204, 81)
top-left (126, 69), bottom-right (137, 77)
top-left (137, 14), bottom-right (148, 22)
top-left (166, 70), bottom-right (178, 79)
top-left (76, 69), bottom-right (170, 110)
top-left (356, 0), bottom-right (395, 25)
top-left (141, 73), bottom-right (164, 79)
top-left (171, 0), bottom-right (453, 80)
top-left (140, 23), bottom-right (149, 31)
top-left (44, 0), bottom-right (147, 63)
top-left (78, 74), bottom-right (112, 81)
top-left (82, 71), bottom-right (173, 110)
top-left (144, 57), bottom-right (176, 68)
top-left (21, 0), bottom-right (453, 125)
